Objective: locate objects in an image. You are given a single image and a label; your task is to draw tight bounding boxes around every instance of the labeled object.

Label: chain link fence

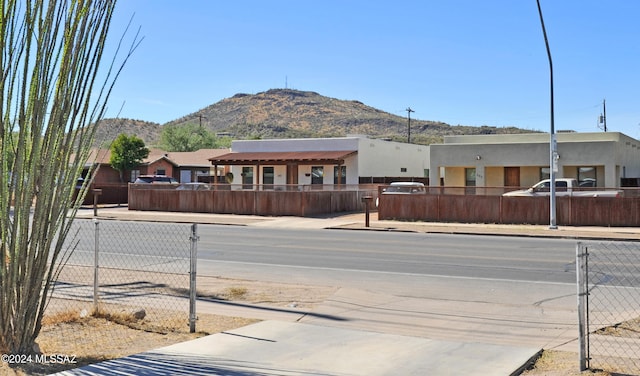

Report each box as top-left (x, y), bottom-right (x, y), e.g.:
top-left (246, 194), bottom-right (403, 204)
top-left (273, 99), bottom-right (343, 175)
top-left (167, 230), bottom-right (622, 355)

top-left (577, 241), bottom-right (640, 374)
top-left (44, 218), bottom-right (197, 348)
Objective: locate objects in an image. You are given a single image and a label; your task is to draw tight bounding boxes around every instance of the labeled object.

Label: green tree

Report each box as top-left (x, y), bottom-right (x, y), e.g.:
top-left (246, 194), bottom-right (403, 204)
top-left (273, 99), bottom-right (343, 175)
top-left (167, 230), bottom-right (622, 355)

top-left (216, 135), bottom-right (233, 148)
top-left (0, 0), bottom-right (138, 354)
top-left (110, 134), bottom-right (150, 182)
top-left (159, 123), bottom-right (217, 152)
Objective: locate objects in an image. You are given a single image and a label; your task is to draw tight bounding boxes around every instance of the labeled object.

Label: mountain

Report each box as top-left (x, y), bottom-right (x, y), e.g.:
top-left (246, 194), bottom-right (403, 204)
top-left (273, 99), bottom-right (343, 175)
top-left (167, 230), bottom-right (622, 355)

top-left (95, 88), bottom-right (537, 147)
top-left (93, 118), bottom-right (162, 147)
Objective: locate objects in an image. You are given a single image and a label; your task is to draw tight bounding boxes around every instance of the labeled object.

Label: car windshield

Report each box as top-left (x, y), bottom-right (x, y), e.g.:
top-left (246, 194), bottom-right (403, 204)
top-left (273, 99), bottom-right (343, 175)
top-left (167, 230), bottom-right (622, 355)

top-left (135, 176), bottom-right (154, 183)
top-left (384, 183), bottom-right (426, 193)
top-left (135, 176), bottom-right (177, 184)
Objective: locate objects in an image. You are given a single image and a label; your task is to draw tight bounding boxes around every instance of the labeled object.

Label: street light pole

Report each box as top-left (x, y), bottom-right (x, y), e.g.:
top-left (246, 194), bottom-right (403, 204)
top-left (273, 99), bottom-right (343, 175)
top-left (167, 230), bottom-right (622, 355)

top-left (406, 107), bottom-right (414, 143)
top-left (536, 0), bottom-right (557, 229)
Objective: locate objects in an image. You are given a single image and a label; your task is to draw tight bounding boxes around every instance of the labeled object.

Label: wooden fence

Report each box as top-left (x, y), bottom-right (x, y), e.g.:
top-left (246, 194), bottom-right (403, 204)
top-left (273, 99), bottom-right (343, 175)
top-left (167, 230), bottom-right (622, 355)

top-left (128, 184), bottom-right (376, 217)
top-left (118, 183), bottom-right (640, 227)
top-left (80, 183), bottom-right (128, 206)
top-left (378, 194), bottom-right (640, 227)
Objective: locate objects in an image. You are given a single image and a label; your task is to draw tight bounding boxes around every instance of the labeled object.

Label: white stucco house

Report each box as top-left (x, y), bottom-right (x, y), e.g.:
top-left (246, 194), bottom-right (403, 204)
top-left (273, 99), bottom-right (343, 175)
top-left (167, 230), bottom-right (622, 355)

top-left (209, 135), bottom-right (429, 187)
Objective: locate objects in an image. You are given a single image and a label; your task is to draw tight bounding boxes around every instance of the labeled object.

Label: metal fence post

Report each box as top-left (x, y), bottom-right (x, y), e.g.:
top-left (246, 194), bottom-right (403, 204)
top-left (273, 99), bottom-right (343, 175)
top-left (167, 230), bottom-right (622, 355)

top-left (189, 223), bottom-right (199, 333)
top-left (93, 218), bottom-right (100, 310)
top-left (576, 242), bottom-right (588, 371)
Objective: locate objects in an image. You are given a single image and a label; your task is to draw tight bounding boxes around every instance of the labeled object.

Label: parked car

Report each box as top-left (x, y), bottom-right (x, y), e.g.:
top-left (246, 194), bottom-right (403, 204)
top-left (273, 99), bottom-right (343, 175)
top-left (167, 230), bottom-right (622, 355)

top-left (502, 178), bottom-right (623, 197)
top-left (377, 182), bottom-right (426, 207)
top-left (381, 182), bottom-right (427, 194)
top-left (134, 175), bottom-right (178, 184)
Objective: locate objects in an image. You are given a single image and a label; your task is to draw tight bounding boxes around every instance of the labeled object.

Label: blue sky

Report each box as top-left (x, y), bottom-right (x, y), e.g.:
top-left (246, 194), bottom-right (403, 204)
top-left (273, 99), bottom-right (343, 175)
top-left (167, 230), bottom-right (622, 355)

top-left (104, 1), bottom-right (640, 138)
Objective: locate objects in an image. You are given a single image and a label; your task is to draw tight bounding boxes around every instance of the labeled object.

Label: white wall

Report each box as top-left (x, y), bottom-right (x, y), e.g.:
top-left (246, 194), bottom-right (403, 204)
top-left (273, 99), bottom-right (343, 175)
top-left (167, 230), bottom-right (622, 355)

top-left (232, 137), bottom-right (360, 152)
top-left (231, 136), bottom-right (428, 184)
top-left (357, 137), bottom-right (429, 178)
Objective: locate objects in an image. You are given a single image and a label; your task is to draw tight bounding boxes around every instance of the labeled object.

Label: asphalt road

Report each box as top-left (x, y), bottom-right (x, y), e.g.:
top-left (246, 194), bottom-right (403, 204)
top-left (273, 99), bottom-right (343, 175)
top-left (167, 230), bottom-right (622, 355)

top-left (197, 224), bottom-right (580, 284)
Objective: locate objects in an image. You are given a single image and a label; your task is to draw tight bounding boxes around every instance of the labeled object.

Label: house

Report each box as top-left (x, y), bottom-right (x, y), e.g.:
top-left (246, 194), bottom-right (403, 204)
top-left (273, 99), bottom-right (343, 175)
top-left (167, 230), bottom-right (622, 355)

top-left (208, 136), bottom-right (429, 187)
top-left (83, 148), bottom-right (230, 183)
top-left (429, 132), bottom-right (640, 191)
top-left (147, 149), bottom-right (230, 183)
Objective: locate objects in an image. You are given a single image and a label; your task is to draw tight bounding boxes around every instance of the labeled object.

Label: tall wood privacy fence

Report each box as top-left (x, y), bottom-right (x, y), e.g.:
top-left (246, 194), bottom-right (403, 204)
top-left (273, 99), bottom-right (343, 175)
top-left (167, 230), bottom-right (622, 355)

top-left (128, 184), bottom-right (377, 217)
top-left (126, 183), bottom-right (640, 226)
top-left (80, 183), bottom-right (128, 206)
top-left (378, 193), bottom-right (640, 227)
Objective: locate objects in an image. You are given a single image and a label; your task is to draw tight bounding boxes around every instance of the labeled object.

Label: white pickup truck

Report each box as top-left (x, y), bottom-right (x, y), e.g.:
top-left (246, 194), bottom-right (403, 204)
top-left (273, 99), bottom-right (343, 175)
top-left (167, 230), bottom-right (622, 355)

top-left (503, 178), bottom-right (624, 198)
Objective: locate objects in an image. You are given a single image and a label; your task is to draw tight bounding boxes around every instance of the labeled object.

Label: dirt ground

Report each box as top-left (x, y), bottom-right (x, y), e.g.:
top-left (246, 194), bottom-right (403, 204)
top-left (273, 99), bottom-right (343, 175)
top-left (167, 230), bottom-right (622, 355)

top-left (0, 276), bottom-right (637, 376)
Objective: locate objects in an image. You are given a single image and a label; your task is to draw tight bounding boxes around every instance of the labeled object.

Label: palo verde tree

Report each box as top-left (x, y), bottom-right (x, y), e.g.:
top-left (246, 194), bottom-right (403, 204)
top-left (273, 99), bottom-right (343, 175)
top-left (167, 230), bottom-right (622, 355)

top-left (109, 133), bottom-right (149, 182)
top-left (0, 0), bottom-right (138, 354)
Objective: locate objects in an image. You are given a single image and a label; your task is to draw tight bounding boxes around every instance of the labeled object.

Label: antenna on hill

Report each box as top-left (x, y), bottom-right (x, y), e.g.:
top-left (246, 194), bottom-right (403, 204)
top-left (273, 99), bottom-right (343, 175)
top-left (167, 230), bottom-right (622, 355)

top-left (598, 99), bottom-right (607, 132)
top-left (285, 76), bottom-right (288, 89)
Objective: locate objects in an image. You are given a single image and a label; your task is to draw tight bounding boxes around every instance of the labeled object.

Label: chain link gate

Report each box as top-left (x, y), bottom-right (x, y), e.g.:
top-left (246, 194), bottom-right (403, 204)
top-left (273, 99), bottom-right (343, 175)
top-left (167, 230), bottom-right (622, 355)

top-left (577, 241), bottom-right (640, 374)
top-left (46, 218), bottom-right (199, 349)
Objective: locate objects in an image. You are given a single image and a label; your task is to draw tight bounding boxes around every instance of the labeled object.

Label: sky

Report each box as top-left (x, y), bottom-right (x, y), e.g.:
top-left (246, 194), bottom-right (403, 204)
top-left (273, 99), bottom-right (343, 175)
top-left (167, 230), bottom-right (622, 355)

top-left (102, 1), bottom-right (640, 138)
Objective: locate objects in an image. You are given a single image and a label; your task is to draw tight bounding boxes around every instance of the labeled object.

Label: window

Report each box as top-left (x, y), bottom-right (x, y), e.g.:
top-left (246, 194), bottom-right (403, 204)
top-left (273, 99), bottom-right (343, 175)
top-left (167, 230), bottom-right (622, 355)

top-left (311, 166), bottom-right (324, 185)
top-left (535, 180), bottom-right (568, 192)
top-left (578, 166), bottom-right (596, 187)
top-left (263, 166), bottom-right (274, 186)
top-left (540, 167), bottom-right (550, 181)
top-left (333, 166), bottom-right (346, 184)
top-left (465, 168), bottom-right (476, 187)
top-left (156, 169), bottom-right (166, 176)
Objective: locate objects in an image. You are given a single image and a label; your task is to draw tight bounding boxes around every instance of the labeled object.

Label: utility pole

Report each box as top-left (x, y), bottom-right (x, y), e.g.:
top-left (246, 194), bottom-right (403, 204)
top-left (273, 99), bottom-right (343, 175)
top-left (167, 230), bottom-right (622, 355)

top-left (406, 107), bottom-right (414, 143)
top-left (599, 99), bottom-right (607, 132)
top-left (197, 114), bottom-right (207, 128)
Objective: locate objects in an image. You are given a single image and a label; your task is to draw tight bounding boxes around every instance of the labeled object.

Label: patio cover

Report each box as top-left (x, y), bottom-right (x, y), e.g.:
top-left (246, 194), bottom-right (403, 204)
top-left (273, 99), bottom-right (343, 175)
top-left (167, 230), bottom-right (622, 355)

top-left (209, 150), bottom-right (357, 165)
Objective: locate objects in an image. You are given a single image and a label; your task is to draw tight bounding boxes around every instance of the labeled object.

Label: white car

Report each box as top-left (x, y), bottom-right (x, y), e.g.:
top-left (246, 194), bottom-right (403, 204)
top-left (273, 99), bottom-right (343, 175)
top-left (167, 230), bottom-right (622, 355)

top-left (377, 182), bottom-right (426, 206)
top-left (381, 182), bottom-right (426, 194)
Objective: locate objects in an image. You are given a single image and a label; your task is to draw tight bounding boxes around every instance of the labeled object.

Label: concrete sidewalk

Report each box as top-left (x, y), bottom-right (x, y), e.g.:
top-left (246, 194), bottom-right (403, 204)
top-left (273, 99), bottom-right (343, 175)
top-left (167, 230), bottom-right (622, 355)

top-left (53, 321), bottom-right (540, 376)
top-left (58, 207), bottom-right (639, 375)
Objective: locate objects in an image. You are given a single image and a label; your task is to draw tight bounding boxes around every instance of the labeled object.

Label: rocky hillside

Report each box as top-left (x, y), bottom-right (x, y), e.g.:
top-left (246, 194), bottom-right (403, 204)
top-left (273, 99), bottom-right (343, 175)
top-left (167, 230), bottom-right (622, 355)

top-left (93, 118), bottom-right (161, 147)
top-left (95, 88), bottom-right (536, 146)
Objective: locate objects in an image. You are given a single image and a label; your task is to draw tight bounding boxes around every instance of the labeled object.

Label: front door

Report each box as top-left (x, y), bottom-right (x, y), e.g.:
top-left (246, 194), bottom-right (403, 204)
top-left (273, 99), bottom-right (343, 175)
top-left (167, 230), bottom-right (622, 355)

top-left (504, 167), bottom-right (520, 187)
top-left (287, 164), bottom-right (298, 186)
top-left (242, 167), bottom-right (253, 189)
